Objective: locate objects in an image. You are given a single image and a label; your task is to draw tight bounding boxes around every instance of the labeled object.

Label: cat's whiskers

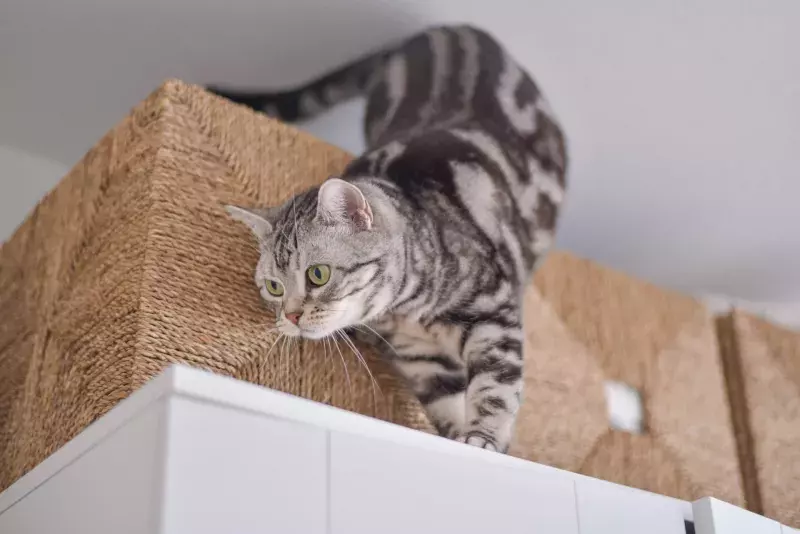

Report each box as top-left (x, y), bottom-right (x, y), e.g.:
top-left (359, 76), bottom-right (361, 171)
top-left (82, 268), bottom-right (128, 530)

top-left (287, 337), bottom-right (298, 376)
top-left (337, 329), bottom-right (381, 399)
top-left (355, 323), bottom-right (398, 356)
top-left (260, 333), bottom-right (285, 374)
top-left (278, 334), bottom-right (290, 373)
top-left (328, 334), bottom-right (352, 392)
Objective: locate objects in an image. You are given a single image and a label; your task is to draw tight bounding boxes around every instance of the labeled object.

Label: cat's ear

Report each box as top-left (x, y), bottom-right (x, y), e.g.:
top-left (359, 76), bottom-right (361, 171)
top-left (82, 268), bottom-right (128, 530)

top-left (225, 205), bottom-right (274, 239)
top-left (316, 178), bottom-right (373, 231)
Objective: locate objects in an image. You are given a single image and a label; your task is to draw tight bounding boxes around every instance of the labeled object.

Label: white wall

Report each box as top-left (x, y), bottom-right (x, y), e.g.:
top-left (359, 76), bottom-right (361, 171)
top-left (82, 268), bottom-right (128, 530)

top-left (1, 0), bottom-right (798, 308)
top-left (0, 145), bottom-right (68, 241)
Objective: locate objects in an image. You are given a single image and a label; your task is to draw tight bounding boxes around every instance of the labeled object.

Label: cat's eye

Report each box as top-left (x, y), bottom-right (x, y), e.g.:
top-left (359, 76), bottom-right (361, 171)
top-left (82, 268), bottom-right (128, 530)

top-left (306, 264), bottom-right (331, 286)
top-left (265, 280), bottom-right (284, 297)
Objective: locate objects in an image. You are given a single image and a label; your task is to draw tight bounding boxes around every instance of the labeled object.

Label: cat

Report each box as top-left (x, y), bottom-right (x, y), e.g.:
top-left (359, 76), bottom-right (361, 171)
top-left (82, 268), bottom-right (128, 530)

top-left (215, 24), bottom-right (567, 452)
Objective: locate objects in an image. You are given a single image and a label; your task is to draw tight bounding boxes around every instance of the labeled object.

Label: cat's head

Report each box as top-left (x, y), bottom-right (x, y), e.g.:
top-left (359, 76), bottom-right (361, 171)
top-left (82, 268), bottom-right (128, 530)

top-left (227, 178), bottom-right (392, 339)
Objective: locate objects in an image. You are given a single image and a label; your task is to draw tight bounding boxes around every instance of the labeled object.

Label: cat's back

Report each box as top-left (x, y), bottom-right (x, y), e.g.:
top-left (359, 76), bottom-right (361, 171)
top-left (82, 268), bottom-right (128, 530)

top-left (365, 25), bottom-right (555, 150)
top-left (346, 25), bottom-right (567, 274)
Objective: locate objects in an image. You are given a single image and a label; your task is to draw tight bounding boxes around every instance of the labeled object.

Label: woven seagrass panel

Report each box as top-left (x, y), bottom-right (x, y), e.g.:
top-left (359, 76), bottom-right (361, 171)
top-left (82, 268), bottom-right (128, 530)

top-left (719, 311), bottom-right (800, 527)
top-left (512, 253), bottom-right (744, 507)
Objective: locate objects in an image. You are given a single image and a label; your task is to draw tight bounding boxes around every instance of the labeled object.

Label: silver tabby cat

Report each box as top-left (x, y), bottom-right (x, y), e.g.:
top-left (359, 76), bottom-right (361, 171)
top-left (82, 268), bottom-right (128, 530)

top-left (213, 25), bottom-right (567, 452)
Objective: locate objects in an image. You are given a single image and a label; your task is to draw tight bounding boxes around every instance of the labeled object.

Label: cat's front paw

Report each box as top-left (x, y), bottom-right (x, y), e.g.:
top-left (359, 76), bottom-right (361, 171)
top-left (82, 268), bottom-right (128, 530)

top-left (456, 432), bottom-right (500, 452)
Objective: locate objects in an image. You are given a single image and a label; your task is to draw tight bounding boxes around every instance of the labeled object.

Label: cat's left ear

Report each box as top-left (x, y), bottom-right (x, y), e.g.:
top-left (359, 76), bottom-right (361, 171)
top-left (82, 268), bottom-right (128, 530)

top-left (316, 178), bottom-right (373, 231)
top-left (225, 205), bottom-right (274, 240)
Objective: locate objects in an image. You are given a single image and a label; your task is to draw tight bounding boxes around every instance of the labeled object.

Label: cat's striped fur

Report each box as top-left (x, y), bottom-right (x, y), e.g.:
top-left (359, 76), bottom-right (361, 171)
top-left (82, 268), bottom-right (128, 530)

top-left (219, 25), bottom-right (567, 452)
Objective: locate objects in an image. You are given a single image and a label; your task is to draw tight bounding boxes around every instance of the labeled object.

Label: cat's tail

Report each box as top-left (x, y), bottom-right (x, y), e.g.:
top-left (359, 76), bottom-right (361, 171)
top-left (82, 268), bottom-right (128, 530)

top-left (207, 47), bottom-right (392, 123)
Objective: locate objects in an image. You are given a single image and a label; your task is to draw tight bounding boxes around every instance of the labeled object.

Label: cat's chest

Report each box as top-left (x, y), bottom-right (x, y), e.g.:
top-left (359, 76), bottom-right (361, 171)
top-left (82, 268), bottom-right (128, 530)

top-left (370, 314), bottom-right (464, 359)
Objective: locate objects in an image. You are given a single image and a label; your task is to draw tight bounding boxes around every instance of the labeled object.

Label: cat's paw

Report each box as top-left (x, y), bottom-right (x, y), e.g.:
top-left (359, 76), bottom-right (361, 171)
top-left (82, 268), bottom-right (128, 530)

top-left (456, 432), bottom-right (499, 452)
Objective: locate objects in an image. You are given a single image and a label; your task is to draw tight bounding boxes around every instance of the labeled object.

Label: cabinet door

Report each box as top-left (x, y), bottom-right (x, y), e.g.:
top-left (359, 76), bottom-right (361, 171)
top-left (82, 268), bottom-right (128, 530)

top-left (575, 476), bottom-right (686, 534)
top-left (329, 431), bottom-right (580, 534)
top-left (162, 397), bottom-right (328, 534)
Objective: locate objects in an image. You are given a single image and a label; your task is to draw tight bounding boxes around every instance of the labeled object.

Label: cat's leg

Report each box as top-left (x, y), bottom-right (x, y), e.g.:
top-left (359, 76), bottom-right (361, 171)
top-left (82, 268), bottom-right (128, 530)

top-left (353, 323), bottom-right (468, 439)
top-left (457, 317), bottom-right (524, 452)
top-left (392, 352), bottom-right (468, 440)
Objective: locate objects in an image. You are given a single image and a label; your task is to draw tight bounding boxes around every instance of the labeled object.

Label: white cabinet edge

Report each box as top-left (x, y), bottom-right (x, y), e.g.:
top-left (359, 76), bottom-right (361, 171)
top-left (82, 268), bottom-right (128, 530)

top-left (0, 364), bottom-right (693, 522)
top-left (0, 368), bottom-right (176, 513)
top-left (169, 365), bottom-right (694, 520)
top-left (693, 497), bottom-right (783, 534)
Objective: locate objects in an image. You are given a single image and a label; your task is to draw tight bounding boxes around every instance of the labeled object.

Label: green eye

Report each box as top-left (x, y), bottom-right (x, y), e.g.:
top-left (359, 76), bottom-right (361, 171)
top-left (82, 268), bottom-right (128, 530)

top-left (265, 280), bottom-right (284, 297)
top-left (306, 264), bottom-right (331, 286)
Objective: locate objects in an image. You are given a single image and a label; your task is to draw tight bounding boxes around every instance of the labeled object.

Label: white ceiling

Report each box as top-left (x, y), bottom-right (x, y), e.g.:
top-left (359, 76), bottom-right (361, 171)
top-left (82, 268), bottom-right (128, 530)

top-left (1, 0), bottom-right (799, 302)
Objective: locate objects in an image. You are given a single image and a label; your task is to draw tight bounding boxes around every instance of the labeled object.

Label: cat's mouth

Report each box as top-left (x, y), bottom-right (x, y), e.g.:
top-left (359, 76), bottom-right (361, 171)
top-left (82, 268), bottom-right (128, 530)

top-left (297, 328), bottom-right (330, 340)
top-left (277, 307), bottom-right (357, 340)
top-left (279, 323), bottom-right (335, 340)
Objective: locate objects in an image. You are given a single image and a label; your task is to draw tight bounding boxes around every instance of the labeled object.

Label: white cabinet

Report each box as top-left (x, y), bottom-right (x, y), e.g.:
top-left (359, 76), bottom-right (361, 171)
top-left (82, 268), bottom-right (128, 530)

top-left (693, 497), bottom-right (782, 534)
top-left (159, 397), bottom-right (328, 534)
top-left (329, 431), bottom-right (579, 534)
top-left (575, 476), bottom-right (686, 534)
top-left (0, 399), bottom-right (166, 534)
top-left (0, 365), bottom-right (795, 534)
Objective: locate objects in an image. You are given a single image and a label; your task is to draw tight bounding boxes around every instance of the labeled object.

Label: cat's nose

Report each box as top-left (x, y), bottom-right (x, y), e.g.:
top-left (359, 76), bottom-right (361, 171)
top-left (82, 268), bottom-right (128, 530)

top-left (286, 311), bottom-right (303, 325)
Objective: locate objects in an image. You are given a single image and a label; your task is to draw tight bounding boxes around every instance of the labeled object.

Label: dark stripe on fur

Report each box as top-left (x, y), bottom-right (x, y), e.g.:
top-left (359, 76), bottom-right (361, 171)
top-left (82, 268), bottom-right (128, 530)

top-left (395, 354), bottom-right (463, 372)
top-left (417, 373), bottom-right (467, 405)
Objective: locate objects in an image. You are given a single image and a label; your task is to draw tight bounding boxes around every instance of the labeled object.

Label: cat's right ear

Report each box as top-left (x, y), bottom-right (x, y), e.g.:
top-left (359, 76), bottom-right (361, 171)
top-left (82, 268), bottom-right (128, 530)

top-left (225, 205), bottom-right (273, 240)
top-left (315, 178), bottom-right (373, 231)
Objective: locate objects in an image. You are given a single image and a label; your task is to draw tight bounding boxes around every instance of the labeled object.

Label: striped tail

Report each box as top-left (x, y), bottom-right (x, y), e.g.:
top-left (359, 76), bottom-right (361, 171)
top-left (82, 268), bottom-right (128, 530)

top-left (207, 48), bottom-right (391, 123)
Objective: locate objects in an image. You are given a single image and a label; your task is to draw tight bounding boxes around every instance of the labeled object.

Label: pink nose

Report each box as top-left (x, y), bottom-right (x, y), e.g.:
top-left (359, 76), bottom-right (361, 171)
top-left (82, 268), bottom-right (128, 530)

top-left (286, 311), bottom-right (302, 325)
